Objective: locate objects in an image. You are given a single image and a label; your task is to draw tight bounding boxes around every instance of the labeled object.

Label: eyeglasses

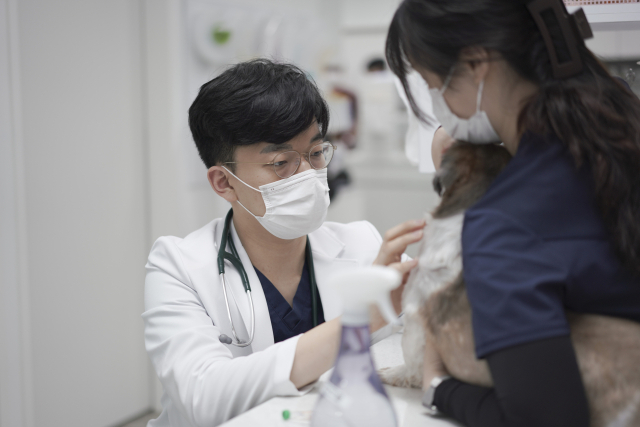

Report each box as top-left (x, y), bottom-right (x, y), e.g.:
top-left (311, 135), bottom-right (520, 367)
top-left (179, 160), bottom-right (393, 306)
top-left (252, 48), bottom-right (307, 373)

top-left (224, 141), bottom-right (337, 179)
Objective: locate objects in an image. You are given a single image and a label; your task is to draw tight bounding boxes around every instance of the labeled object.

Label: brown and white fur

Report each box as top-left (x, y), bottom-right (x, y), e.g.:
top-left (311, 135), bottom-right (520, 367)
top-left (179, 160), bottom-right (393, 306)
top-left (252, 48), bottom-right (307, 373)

top-left (380, 142), bottom-right (640, 427)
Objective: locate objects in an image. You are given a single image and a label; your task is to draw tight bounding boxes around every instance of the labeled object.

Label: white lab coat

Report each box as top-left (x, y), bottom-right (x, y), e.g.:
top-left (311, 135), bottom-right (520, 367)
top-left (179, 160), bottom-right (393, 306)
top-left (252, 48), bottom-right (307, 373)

top-left (143, 218), bottom-right (384, 427)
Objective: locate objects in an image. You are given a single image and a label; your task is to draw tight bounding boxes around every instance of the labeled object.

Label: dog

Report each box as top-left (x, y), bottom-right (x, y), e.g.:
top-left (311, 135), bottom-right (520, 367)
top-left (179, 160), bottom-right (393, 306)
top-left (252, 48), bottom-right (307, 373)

top-left (380, 141), bottom-right (640, 427)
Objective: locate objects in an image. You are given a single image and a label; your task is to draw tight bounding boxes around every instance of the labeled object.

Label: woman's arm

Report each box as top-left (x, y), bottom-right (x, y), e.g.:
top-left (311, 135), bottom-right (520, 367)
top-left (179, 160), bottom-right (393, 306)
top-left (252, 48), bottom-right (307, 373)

top-left (433, 336), bottom-right (590, 427)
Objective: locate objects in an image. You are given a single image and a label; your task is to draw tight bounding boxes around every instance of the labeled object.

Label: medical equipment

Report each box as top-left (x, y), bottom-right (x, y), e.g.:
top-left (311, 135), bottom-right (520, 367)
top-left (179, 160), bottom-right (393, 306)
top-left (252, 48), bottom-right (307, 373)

top-left (217, 208), bottom-right (320, 346)
top-left (311, 266), bottom-right (401, 427)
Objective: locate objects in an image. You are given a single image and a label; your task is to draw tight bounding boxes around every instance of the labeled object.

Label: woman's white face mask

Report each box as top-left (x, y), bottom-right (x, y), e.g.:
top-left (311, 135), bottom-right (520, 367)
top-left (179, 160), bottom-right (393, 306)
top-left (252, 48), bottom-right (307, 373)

top-left (428, 69), bottom-right (500, 144)
top-left (223, 167), bottom-right (330, 240)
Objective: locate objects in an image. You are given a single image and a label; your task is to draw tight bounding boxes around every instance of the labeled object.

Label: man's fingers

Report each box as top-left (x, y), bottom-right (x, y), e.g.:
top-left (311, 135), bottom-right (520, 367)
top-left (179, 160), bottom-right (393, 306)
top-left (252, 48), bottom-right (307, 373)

top-left (375, 228), bottom-right (423, 266)
top-left (382, 228), bottom-right (424, 259)
top-left (383, 218), bottom-right (426, 243)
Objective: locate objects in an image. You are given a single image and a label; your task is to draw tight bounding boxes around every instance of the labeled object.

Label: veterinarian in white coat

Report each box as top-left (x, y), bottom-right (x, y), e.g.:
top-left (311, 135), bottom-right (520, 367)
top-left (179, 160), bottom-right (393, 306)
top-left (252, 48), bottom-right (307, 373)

top-left (144, 216), bottom-right (406, 426)
top-left (143, 59), bottom-right (421, 427)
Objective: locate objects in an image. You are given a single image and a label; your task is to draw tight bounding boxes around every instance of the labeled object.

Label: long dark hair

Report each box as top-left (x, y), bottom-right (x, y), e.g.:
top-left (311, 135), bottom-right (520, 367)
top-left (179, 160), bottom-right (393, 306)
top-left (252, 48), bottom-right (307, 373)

top-left (386, 0), bottom-right (640, 276)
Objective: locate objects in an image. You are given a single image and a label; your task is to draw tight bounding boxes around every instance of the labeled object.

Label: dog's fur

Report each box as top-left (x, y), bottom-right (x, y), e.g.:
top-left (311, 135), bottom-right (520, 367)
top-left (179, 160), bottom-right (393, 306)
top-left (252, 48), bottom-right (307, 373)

top-left (380, 142), bottom-right (640, 427)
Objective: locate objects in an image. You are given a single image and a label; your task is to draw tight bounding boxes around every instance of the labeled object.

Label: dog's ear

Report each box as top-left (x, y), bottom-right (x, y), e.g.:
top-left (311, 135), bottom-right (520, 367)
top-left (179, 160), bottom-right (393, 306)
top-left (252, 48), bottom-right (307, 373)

top-left (440, 160), bottom-right (472, 201)
top-left (432, 144), bottom-right (477, 217)
top-left (432, 172), bottom-right (444, 196)
top-left (433, 145), bottom-right (460, 197)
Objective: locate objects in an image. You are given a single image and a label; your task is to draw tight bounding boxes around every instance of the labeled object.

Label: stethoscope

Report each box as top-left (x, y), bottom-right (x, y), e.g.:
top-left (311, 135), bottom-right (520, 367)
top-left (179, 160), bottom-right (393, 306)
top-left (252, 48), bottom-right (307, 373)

top-left (217, 209), bottom-right (320, 347)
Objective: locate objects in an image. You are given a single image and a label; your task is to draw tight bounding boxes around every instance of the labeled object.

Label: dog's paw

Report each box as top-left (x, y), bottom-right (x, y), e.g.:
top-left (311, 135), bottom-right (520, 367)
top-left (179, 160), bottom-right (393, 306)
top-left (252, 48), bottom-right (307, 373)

top-left (378, 364), bottom-right (422, 389)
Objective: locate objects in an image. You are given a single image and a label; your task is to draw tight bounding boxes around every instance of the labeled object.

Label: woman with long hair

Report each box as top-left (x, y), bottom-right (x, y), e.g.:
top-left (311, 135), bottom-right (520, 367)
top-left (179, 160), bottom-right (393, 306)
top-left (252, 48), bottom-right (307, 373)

top-left (386, 1), bottom-right (640, 425)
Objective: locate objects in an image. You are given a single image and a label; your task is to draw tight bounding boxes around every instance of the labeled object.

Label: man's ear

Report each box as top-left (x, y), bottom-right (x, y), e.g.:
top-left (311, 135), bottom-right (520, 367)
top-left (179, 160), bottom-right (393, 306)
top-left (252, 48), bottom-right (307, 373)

top-left (207, 166), bottom-right (237, 203)
top-left (459, 46), bottom-right (490, 85)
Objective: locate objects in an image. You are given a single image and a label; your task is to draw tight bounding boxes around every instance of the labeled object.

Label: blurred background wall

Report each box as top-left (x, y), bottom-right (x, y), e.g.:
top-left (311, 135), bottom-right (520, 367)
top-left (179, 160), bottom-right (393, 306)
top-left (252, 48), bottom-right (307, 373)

top-left (1, 1), bottom-right (151, 427)
top-left (1, 1), bottom-right (639, 426)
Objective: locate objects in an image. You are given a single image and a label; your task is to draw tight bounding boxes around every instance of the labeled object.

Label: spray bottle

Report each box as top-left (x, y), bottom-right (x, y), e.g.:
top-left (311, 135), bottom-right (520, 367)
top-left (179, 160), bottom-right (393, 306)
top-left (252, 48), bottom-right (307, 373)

top-left (310, 266), bottom-right (401, 427)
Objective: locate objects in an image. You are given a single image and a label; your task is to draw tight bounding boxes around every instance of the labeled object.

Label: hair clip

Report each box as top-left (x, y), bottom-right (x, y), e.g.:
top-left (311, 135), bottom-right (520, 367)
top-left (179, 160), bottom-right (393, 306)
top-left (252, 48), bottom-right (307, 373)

top-left (570, 8), bottom-right (593, 41)
top-left (527, 0), bottom-right (593, 79)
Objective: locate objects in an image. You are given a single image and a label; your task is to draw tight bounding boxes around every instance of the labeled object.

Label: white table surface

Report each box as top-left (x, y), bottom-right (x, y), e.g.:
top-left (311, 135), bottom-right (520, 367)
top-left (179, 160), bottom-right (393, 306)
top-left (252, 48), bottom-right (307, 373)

top-left (220, 332), bottom-right (463, 427)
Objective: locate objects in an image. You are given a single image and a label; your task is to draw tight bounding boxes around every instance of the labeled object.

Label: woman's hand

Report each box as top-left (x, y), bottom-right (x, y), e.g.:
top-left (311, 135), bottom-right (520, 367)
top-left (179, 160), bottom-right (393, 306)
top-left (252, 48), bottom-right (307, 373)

top-left (423, 324), bottom-right (449, 390)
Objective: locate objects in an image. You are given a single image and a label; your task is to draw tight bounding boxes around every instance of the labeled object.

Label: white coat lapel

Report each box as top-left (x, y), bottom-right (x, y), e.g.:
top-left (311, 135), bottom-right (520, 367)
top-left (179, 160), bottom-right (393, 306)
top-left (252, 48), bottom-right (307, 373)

top-left (309, 227), bottom-right (360, 321)
top-left (179, 220), bottom-right (253, 357)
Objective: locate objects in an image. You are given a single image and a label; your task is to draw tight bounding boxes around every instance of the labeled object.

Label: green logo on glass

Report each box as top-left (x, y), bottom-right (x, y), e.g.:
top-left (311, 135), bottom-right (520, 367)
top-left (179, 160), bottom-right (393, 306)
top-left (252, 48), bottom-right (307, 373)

top-left (212, 25), bottom-right (231, 45)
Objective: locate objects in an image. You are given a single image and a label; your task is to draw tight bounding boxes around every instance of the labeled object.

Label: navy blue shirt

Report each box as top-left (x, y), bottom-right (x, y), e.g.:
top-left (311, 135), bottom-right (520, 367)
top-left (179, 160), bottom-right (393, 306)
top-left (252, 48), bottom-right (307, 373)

top-left (254, 260), bottom-right (325, 343)
top-left (463, 132), bottom-right (640, 359)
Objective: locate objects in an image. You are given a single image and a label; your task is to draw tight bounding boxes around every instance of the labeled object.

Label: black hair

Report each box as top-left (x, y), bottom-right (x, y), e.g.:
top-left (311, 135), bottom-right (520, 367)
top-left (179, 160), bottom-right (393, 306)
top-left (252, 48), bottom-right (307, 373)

top-left (189, 58), bottom-right (329, 170)
top-left (386, 0), bottom-right (640, 276)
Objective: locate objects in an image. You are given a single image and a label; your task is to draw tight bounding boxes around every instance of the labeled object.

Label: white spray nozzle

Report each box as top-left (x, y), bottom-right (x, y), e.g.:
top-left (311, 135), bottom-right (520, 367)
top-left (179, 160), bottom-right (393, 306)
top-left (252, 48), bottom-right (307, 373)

top-left (329, 265), bottom-right (402, 326)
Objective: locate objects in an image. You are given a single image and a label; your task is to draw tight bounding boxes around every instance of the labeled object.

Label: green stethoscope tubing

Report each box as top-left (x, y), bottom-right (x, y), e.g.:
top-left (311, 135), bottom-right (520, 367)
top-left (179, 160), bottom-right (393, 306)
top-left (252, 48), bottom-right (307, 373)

top-left (217, 209), bottom-right (319, 347)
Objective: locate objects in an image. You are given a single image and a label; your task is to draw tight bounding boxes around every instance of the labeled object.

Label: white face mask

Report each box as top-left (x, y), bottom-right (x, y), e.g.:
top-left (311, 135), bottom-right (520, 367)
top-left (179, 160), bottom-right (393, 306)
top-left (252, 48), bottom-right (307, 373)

top-left (428, 71), bottom-right (500, 144)
top-left (223, 167), bottom-right (330, 240)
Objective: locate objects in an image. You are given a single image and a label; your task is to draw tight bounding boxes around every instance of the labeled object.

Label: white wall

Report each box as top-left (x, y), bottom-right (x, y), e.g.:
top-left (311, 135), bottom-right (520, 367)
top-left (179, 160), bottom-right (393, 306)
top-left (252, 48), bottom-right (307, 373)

top-left (587, 28), bottom-right (640, 59)
top-left (1, 1), bottom-right (152, 426)
top-left (341, 0), bottom-right (400, 30)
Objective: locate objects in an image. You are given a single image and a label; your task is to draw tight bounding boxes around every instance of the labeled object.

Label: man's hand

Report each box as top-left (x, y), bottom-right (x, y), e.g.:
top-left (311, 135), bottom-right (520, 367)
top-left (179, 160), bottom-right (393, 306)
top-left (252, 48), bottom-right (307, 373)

top-left (373, 219), bottom-right (425, 314)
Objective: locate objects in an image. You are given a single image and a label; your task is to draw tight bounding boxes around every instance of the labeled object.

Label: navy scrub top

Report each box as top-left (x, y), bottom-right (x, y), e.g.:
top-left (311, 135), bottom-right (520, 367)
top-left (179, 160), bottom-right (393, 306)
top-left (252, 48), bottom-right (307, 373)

top-left (462, 132), bottom-right (640, 359)
top-left (254, 259), bottom-right (325, 343)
